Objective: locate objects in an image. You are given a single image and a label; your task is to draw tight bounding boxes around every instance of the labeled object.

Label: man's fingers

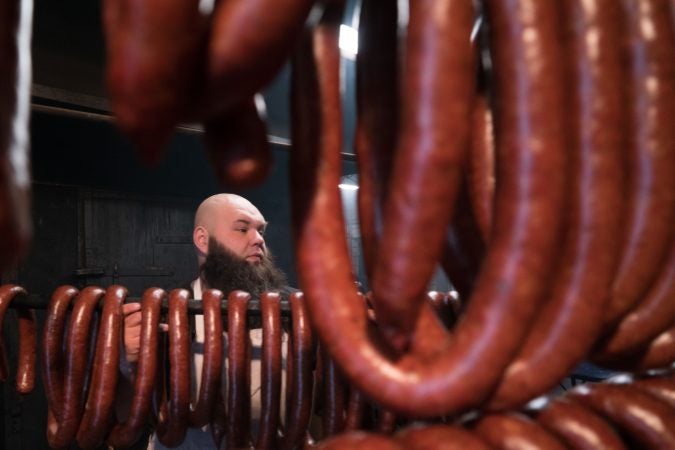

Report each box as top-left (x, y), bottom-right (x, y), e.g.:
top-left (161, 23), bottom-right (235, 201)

top-left (122, 302), bottom-right (141, 315)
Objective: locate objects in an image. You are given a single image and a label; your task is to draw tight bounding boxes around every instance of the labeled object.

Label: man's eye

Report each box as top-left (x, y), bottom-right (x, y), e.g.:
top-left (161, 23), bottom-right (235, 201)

top-left (237, 228), bottom-right (248, 233)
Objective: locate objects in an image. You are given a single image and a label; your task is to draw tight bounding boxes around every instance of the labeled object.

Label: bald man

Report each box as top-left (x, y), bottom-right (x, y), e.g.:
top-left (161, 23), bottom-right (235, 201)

top-left (121, 193), bottom-right (290, 449)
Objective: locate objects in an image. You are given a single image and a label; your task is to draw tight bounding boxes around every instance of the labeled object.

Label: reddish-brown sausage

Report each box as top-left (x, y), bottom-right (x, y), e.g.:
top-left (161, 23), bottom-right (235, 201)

top-left (47, 286), bottom-right (105, 449)
top-left (316, 431), bottom-right (404, 450)
top-left (156, 289), bottom-right (191, 447)
top-left (0, 285), bottom-right (35, 394)
top-left (605, 0), bottom-right (675, 325)
top-left (202, 97), bottom-right (272, 189)
top-left (281, 292), bottom-right (315, 450)
top-left (210, 389), bottom-right (227, 450)
top-left (468, 95), bottom-right (496, 243)
top-left (344, 388), bottom-right (367, 431)
top-left (320, 345), bottom-right (347, 438)
top-left (369, 0), bottom-right (476, 350)
top-left (108, 287), bottom-right (165, 448)
top-left (254, 292), bottom-right (282, 450)
top-left (396, 424), bottom-right (493, 450)
top-left (189, 289), bottom-right (224, 428)
top-left (536, 397), bottom-right (627, 450)
top-left (102, 0), bottom-right (209, 164)
top-left (77, 285), bottom-right (127, 449)
top-left (226, 290), bottom-right (252, 449)
top-left (42, 286), bottom-right (79, 443)
top-left (474, 413), bottom-right (567, 450)
top-left (0, 0), bottom-right (32, 270)
top-left (354, 0), bottom-right (398, 280)
top-left (205, 0), bottom-right (315, 116)
top-left (290, 0), bottom-right (566, 417)
top-left (633, 375), bottom-right (675, 408)
top-left (572, 383), bottom-right (675, 449)
top-left (488, 0), bottom-right (625, 409)
top-left (623, 324), bottom-right (675, 371)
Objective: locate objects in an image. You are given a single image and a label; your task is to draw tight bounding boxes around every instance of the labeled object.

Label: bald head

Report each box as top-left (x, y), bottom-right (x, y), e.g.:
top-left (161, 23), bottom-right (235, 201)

top-left (193, 194), bottom-right (268, 266)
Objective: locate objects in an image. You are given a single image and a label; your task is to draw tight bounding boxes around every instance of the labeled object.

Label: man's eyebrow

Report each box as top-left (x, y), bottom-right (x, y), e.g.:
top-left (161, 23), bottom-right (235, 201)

top-left (234, 218), bottom-right (268, 229)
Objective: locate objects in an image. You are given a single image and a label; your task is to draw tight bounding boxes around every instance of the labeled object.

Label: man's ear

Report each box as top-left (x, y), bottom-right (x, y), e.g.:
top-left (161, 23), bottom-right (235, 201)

top-left (193, 226), bottom-right (209, 256)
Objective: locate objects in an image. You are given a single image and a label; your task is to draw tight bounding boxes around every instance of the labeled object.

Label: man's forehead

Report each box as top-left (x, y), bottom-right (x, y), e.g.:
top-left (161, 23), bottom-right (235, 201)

top-left (227, 204), bottom-right (266, 225)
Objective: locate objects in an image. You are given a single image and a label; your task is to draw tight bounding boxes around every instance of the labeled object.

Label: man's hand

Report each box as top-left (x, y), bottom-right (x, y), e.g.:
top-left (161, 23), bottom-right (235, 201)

top-left (122, 303), bottom-right (143, 364)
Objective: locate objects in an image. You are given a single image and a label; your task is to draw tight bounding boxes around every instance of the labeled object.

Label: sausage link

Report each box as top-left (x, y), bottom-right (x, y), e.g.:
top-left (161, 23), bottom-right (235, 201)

top-left (0, 285), bottom-right (35, 393)
top-left (605, 0), bottom-right (675, 324)
top-left (468, 95), bottom-right (496, 243)
top-left (108, 287), bottom-right (165, 449)
top-left (370, 0), bottom-right (477, 350)
top-left (488, 0), bottom-right (625, 409)
top-left (344, 388), bottom-right (366, 431)
top-left (572, 383), bottom-right (675, 449)
top-left (291, 0), bottom-right (566, 417)
top-left (210, 389), bottom-right (227, 449)
top-left (595, 241), bottom-right (675, 361)
top-left (316, 431), bottom-right (404, 450)
top-left (376, 409), bottom-right (397, 435)
top-left (47, 286), bottom-right (105, 449)
top-left (281, 292), bottom-right (316, 450)
top-left (202, 97), bottom-right (273, 189)
top-left (473, 413), bottom-right (567, 450)
top-left (536, 397), bottom-right (627, 450)
top-left (156, 289), bottom-right (191, 447)
top-left (42, 286), bottom-right (79, 442)
top-left (102, 0), bottom-right (209, 164)
top-left (226, 290), bottom-right (252, 449)
top-left (189, 289), bottom-right (224, 427)
top-left (396, 424), bottom-right (492, 450)
top-left (76, 285), bottom-right (127, 449)
top-left (205, 0), bottom-right (315, 116)
top-left (621, 324), bottom-right (675, 371)
top-left (354, 0), bottom-right (398, 280)
top-left (633, 375), bottom-right (675, 408)
top-left (0, 0), bottom-right (32, 270)
top-left (254, 292), bottom-right (282, 450)
top-left (320, 345), bottom-right (347, 437)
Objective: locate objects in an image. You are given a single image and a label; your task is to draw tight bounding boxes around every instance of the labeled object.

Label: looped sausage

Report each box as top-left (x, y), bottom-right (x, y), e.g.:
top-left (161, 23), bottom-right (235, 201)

top-left (354, 0), bottom-right (398, 280)
top-left (344, 388), bottom-right (367, 431)
top-left (281, 292), bottom-right (315, 450)
top-left (536, 397), bottom-right (627, 450)
top-left (473, 413), bottom-right (567, 450)
top-left (0, 0), bottom-right (33, 270)
top-left (291, 0), bottom-right (566, 417)
top-left (156, 288), bottom-right (191, 447)
top-left (42, 286), bottom-right (79, 444)
top-left (108, 287), bottom-right (166, 448)
top-left (102, 0), bottom-right (209, 164)
top-left (254, 291), bottom-right (282, 449)
top-left (189, 288), bottom-right (224, 428)
top-left (571, 383), bottom-right (675, 449)
top-left (0, 285), bottom-right (36, 393)
top-left (47, 286), bottom-right (105, 449)
top-left (316, 431), bottom-right (404, 450)
top-left (605, 0), bottom-right (675, 325)
top-left (369, 0), bottom-right (477, 350)
top-left (76, 285), bottom-right (127, 449)
top-left (226, 290), bottom-right (252, 449)
top-left (633, 375), bottom-right (675, 408)
top-left (487, 0), bottom-right (625, 409)
top-left (319, 345), bottom-right (347, 438)
top-left (396, 424), bottom-right (492, 450)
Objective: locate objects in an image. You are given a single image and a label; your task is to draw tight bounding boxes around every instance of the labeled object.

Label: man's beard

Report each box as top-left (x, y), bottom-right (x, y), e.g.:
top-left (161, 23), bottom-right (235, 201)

top-left (200, 237), bottom-right (287, 298)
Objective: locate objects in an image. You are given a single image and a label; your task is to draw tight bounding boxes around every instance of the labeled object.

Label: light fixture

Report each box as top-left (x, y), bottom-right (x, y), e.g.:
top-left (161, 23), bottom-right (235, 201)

top-left (338, 183), bottom-right (359, 191)
top-left (339, 24), bottom-right (359, 59)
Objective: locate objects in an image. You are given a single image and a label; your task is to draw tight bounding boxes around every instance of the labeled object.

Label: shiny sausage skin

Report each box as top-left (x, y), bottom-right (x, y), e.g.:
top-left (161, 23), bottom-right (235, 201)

top-left (344, 388), bottom-right (366, 431)
top-left (396, 424), bottom-right (493, 450)
top-left (0, 0), bottom-right (32, 271)
top-left (76, 285), bottom-right (127, 449)
top-left (473, 413), bottom-right (567, 450)
top-left (281, 292), bottom-right (315, 450)
top-left (291, 0), bottom-right (566, 417)
top-left (633, 375), bottom-right (675, 408)
top-left (536, 397), bottom-right (627, 450)
top-left (47, 286), bottom-right (105, 449)
top-left (0, 285), bottom-right (35, 393)
top-left (376, 409), bottom-right (397, 435)
top-left (595, 241), bottom-right (675, 361)
top-left (320, 346), bottom-right (347, 437)
top-left (354, 0), bottom-right (398, 280)
top-left (316, 431), bottom-right (404, 450)
top-left (622, 324), bottom-right (675, 371)
top-left (156, 289), bottom-right (191, 447)
top-left (488, 0), bottom-right (625, 409)
top-left (370, 0), bottom-right (476, 350)
top-left (254, 292), bottom-right (282, 450)
top-left (108, 287), bottom-right (165, 449)
top-left (205, 0), bottom-right (315, 116)
top-left (102, 0), bottom-right (209, 164)
top-left (42, 286), bottom-right (79, 442)
top-left (468, 95), bottom-right (496, 243)
top-left (605, 0), bottom-right (675, 324)
top-left (226, 291), bottom-right (252, 450)
top-left (210, 389), bottom-right (227, 450)
top-left (189, 289), bottom-right (224, 428)
top-left (572, 383), bottom-right (675, 449)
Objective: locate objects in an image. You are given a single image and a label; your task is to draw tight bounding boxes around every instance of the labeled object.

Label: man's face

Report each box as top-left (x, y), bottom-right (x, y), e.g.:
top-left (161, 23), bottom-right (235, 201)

top-left (209, 200), bottom-right (268, 265)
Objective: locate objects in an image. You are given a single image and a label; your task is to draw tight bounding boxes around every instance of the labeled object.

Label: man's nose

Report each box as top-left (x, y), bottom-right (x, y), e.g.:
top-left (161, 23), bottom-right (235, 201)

top-left (251, 230), bottom-right (265, 247)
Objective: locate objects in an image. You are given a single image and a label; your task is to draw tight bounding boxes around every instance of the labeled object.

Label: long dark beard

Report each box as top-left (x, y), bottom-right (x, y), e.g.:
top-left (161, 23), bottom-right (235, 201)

top-left (200, 237), bottom-right (287, 298)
